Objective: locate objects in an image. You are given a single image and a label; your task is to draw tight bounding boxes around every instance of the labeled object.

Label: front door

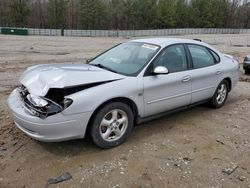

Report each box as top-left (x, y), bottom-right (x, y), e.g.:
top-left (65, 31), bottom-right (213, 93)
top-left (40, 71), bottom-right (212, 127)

top-left (143, 44), bottom-right (192, 117)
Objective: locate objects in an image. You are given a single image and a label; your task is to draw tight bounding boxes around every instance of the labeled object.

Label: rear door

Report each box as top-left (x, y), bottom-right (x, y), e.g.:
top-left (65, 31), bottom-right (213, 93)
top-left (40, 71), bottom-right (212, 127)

top-left (186, 44), bottom-right (223, 103)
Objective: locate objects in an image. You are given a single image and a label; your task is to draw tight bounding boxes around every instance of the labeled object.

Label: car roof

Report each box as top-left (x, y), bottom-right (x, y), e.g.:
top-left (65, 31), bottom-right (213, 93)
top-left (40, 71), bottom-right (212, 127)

top-left (131, 38), bottom-right (208, 48)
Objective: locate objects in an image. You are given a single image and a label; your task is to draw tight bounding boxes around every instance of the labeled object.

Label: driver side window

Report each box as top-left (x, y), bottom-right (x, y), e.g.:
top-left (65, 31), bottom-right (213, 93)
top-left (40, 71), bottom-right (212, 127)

top-left (153, 44), bottom-right (187, 73)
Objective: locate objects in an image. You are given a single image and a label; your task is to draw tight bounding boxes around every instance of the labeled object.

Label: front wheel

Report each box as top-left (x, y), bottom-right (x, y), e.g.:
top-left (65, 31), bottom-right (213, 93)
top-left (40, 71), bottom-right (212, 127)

top-left (210, 80), bottom-right (229, 108)
top-left (90, 102), bottom-right (134, 148)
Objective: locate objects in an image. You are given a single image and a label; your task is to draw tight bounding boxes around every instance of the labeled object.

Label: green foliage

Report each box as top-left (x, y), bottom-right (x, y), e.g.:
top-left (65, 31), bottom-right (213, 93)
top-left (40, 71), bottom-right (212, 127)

top-left (9, 0), bottom-right (30, 27)
top-left (190, 0), bottom-right (227, 28)
top-left (78, 0), bottom-right (106, 29)
top-left (175, 0), bottom-right (190, 28)
top-left (156, 0), bottom-right (176, 28)
top-left (48, 0), bottom-right (69, 28)
top-left (134, 0), bottom-right (158, 29)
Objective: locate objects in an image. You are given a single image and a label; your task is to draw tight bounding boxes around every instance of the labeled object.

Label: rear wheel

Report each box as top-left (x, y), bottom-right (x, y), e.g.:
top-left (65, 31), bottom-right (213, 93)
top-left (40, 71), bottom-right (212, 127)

top-left (210, 80), bottom-right (229, 108)
top-left (90, 102), bottom-right (134, 148)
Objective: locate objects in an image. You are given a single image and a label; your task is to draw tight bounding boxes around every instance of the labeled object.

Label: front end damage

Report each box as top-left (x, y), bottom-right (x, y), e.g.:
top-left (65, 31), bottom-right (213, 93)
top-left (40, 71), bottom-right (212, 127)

top-left (18, 85), bottom-right (73, 119)
top-left (14, 63), bottom-right (124, 119)
top-left (7, 86), bottom-right (93, 142)
top-left (7, 63), bottom-right (125, 141)
top-left (18, 79), bottom-right (118, 119)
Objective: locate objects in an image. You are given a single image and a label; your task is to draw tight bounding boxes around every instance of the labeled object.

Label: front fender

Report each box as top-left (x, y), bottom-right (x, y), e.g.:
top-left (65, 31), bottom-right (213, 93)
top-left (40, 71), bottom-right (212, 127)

top-left (62, 77), bottom-right (144, 117)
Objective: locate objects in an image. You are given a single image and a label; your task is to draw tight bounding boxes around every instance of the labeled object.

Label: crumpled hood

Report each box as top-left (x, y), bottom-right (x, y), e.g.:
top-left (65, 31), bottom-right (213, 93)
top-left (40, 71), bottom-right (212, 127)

top-left (20, 63), bottom-right (125, 96)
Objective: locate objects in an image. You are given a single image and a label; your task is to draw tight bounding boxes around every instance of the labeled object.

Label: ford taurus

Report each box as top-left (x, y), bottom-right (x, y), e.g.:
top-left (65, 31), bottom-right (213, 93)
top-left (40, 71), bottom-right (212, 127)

top-left (7, 38), bottom-right (239, 148)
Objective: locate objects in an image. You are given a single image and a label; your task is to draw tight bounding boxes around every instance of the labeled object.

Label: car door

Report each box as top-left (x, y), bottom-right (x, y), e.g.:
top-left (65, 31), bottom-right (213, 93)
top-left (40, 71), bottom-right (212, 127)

top-left (143, 44), bottom-right (192, 117)
top-left (186, 44), bottom-right (223, 103)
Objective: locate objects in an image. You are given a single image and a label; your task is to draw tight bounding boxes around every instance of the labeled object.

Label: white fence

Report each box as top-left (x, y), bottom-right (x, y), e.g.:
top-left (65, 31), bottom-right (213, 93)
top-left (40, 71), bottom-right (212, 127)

top-left (1, 27), bottom-right (250, 37)
top-left (28, 28), bottom-right (61, 36)
top-left (39, 28), bottom-right (250, 37)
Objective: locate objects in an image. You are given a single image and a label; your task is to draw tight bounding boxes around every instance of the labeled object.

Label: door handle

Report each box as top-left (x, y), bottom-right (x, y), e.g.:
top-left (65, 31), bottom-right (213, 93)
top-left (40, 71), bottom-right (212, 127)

top-left (216, 71), bottom-right (222, 75)
top-left (182, 76), bottom-right (191, 82)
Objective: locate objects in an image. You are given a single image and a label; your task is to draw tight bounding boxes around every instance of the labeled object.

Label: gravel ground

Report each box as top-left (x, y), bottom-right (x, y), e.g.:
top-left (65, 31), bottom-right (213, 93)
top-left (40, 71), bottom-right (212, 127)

top-left (0, 34), bottom-right (250, 188)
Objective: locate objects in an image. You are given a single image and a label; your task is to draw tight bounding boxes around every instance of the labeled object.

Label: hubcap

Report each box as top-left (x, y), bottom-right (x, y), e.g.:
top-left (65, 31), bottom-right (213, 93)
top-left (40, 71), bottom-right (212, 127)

top-left (216, 83), bottom-right (227, 104)
top-left (99, 109), bottom-right (128, 142)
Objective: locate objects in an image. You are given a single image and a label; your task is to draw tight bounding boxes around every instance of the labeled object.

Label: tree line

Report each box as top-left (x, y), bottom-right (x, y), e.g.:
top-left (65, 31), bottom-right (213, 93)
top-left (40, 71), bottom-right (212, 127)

top-left (0, 0), bottom-right (249, 30)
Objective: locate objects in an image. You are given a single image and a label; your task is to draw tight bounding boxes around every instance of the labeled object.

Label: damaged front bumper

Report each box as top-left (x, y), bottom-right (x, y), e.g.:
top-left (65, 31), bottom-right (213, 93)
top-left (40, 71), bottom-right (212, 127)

top-left (7, 88), bottom-right (92, 142)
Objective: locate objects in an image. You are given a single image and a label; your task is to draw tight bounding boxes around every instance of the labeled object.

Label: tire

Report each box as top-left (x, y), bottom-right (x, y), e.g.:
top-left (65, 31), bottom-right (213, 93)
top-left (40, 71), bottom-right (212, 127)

top-left (210, 80), bottom-right (229, 108)
top-left (245, 69), bottom-right (250, 75)
top-left (90, 102), bottom-right (134, 149)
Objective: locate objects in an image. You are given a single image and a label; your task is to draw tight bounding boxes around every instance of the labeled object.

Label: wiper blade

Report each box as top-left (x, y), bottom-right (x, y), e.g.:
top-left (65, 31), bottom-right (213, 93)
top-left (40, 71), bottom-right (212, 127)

top-left (91, 64), bottom-right (118, 74)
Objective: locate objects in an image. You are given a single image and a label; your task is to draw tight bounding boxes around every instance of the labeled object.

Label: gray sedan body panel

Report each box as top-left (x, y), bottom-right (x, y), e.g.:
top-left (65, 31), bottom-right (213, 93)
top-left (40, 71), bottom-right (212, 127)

top-left (63, 76), bottom-right (144, 117)
top-left (143, 71), bottom-right (192, 117)
top-left (190, 54), bottom-right (238, 103)
top-left (7, 38), bottom-right (239, 142)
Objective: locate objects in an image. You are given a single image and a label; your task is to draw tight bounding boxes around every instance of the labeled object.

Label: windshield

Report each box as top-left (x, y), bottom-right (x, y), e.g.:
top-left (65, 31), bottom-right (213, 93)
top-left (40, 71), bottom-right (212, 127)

top-left (89, 42), bottom-right (160, 76)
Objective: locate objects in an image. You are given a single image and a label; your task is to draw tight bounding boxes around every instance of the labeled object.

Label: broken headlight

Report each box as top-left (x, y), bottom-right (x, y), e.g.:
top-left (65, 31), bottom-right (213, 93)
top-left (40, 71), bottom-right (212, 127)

top-left (27, 94), bottom-right (48, 107)
top-left (20, 87), bottom-right (73, 119)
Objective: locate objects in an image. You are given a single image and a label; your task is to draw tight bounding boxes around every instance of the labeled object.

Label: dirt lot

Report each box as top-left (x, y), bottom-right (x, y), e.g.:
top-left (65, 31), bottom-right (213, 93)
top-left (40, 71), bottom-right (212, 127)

top-left (0, 34), bottom-right (250, 188)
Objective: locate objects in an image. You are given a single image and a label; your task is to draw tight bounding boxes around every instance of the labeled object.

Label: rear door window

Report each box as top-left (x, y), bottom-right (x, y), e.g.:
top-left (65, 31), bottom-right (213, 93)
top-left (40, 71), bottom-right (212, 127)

top-left (188, 45), bottom-right (216, 69)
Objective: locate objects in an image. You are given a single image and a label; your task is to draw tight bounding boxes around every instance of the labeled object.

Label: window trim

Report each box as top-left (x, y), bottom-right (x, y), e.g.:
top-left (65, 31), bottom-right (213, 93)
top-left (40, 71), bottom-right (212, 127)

top-left (144, 43), bottom-right (190, 77)
top-left (185, 44), bottom-right (221, 70)
top-left (209, 49), bottom-right (220, 64)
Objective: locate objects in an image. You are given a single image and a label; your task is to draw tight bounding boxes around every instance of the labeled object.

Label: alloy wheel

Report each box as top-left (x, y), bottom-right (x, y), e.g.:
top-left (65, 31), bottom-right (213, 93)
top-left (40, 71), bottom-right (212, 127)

top-left (216, 83), bottom-right (227, 105)
top-left (99, 109), bottom-right (128, 142)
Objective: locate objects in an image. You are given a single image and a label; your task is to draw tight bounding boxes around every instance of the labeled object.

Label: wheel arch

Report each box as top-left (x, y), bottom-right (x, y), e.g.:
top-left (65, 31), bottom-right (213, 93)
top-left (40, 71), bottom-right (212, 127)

top-left (85, 97), bottom-right (139, 136)
top-left (223, 77), bottom-right (232, 92)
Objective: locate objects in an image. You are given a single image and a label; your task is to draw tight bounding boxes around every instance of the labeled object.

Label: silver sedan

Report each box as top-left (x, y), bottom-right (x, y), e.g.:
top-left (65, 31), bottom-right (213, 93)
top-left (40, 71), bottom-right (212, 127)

top-left (7, 38), bottom-right (239, 148)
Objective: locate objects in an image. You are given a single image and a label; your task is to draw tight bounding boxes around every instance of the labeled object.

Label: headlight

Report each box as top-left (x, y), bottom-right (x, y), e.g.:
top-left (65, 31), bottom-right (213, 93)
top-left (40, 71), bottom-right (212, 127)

top-left (27, 94), bottom-right (48, 107)
top-left (24, 93), bottom-right (73, 119)
top-left (20, 86), bottom-right (73, 119)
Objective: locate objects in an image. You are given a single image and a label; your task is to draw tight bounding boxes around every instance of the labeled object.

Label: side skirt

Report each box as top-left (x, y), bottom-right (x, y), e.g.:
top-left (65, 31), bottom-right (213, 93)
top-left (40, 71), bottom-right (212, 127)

top-left (136, 99), bottom-right (211, 124)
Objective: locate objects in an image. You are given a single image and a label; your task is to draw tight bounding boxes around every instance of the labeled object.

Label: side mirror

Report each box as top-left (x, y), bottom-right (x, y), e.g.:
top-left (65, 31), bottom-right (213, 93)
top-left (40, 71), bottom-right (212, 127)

top-left (153, 66), bottom-right (169, 75)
